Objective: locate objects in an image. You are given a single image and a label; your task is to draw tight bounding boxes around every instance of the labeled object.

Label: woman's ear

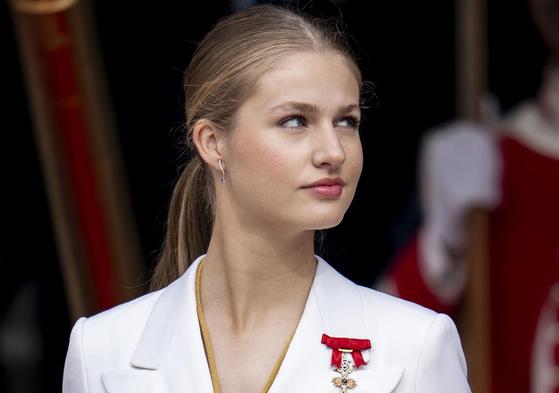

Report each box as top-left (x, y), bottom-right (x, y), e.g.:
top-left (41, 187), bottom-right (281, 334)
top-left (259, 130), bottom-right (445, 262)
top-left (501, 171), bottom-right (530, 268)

top-left (191, 119), bottom-right (227, 170)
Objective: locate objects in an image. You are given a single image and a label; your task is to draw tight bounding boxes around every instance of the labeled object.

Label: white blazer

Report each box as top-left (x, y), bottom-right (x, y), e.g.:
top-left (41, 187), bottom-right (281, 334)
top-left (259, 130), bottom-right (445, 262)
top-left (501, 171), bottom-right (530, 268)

top-left (63, 254), bottom-right (471, 393)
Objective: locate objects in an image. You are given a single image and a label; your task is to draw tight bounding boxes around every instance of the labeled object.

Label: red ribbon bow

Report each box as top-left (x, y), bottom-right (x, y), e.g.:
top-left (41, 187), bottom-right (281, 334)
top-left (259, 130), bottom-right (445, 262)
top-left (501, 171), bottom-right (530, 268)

top-left (321, 334), bottom-right (372, 368)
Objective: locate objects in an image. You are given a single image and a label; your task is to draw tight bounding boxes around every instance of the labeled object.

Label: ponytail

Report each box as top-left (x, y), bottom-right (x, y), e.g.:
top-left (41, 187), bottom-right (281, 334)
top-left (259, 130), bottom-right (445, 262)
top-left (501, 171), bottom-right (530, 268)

top-left (150, 155), bottom-right (215, 291)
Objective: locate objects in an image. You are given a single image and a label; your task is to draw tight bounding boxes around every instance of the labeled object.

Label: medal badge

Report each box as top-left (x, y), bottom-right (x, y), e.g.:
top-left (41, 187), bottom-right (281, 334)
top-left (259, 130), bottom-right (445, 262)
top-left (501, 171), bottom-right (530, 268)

top-left (321, 334), bottom-right (371, 392)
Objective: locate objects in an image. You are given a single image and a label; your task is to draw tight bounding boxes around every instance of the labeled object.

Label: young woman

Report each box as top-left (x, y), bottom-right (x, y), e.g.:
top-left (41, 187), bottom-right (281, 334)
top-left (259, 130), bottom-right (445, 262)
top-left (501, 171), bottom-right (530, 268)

top-left (63, 5), bottom-right (471, 393)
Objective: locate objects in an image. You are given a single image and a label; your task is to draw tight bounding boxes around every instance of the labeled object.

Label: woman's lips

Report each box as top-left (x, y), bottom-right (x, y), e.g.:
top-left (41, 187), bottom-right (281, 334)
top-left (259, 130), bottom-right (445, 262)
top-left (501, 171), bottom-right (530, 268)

top-left (303, 184), bottom-right (343, 197)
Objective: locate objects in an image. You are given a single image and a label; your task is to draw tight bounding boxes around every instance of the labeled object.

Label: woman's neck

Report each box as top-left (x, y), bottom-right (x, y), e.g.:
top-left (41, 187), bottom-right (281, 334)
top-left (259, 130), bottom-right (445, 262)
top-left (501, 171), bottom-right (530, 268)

top-left (200, 222), bottom-right (318, 334)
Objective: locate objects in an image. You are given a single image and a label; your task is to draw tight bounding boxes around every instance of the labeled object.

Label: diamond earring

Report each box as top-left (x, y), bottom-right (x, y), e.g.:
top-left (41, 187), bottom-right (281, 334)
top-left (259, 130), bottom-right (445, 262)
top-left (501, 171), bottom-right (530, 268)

top-left (218, 159), bottom-right (225, 183)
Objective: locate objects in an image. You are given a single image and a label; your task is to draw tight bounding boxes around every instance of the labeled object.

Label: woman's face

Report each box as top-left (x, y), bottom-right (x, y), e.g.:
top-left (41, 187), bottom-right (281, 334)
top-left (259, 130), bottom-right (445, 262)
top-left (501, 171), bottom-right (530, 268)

top-left (222, 50), bottom-right (363, 233)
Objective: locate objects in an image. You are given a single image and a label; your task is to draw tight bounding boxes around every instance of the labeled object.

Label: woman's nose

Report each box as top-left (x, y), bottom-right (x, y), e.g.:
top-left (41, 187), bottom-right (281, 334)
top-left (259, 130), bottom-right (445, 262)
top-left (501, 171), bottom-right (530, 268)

top-left (311, 125), bottom-right (346, 169)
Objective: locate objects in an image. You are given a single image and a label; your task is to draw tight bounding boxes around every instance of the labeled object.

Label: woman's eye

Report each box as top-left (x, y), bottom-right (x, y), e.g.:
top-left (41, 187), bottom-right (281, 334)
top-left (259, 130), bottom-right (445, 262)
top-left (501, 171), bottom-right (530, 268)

top-left (280, 116), bottom-right (306, 129)
top-left (337, 116), bottom-right (360, 129)
top-left (279, 115), bottom-right (360, 130)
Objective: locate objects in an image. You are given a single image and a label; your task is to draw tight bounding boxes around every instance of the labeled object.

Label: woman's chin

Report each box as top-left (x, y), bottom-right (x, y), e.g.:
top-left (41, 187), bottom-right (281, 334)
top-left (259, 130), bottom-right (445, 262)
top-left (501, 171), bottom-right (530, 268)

top-left (305, 212), bottom-right (346, 230)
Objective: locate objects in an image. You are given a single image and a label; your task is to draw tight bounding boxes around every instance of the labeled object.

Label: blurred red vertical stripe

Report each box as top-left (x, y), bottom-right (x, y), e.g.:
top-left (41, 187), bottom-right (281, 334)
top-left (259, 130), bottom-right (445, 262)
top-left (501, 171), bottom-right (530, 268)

top-left (43, 12), bottom-right (116, 310)
top-left (12, 0), bottom-right (145, 320)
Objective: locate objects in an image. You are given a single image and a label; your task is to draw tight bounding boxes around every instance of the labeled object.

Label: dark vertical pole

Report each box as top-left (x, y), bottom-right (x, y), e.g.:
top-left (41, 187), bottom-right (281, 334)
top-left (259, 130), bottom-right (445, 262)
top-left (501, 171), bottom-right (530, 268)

top-left (10, 0), bottom-right (145, 320)
top-left (456, 1), bottom-right (491, 392)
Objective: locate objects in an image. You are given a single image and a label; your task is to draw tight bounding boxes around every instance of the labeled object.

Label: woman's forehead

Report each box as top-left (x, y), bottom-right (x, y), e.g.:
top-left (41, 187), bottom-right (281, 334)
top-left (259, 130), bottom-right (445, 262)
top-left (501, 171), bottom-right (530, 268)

top-left (261, 50), bottom-right (357, 82)
top-left (247, 51), bottom-right (360, 111)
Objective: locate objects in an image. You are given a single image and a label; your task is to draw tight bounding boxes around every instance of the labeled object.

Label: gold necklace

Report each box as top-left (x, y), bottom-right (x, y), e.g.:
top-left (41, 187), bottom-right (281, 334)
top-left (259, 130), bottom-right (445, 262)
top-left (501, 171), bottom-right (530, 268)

top-left (195, 258), bottom-right (297, 393)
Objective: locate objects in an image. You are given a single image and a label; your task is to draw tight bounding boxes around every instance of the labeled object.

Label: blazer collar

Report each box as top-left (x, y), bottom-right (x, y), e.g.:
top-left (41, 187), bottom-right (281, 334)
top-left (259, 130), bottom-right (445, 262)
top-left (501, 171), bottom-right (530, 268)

top-left (267, 255), bottom-right (403, 392)
top-left (118, 254), bottom-right (403, 393)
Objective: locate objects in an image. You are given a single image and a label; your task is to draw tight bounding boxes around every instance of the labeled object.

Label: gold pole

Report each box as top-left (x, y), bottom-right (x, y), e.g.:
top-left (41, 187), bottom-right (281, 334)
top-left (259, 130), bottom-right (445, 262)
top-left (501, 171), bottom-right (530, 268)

top-left (456, 0), bottom-right (491, 392)
top-left (10, 0), bottom-right (145, 320)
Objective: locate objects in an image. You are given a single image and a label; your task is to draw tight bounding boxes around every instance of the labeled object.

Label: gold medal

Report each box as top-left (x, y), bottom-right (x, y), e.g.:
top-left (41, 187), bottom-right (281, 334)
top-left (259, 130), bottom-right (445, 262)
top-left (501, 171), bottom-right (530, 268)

top-left (331, 352), bottom-right (357, 392)
top-left (321, 333), bottom-right (371, 392)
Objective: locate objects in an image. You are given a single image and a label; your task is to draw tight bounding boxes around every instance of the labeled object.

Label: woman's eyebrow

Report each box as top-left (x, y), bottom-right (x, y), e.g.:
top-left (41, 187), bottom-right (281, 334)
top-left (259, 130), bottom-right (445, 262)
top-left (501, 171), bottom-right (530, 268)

top-left (338, 104), bottom-right (361, 115)
top-left (268, 101), bottom-right (360, 114)
top-left (268, 101), bottom-right (318, 113)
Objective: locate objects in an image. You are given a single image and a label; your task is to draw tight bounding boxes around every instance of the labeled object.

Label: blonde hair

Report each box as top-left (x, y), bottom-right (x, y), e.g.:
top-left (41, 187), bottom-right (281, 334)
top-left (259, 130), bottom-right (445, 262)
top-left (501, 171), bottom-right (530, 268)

top-left (150, 4), bottom-right (364, 290)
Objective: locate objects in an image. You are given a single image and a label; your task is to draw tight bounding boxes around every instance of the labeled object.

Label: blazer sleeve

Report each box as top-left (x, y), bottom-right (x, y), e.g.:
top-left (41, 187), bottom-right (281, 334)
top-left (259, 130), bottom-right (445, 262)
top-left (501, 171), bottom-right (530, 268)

top-left (415, 313), bottom-right (471, 393)
top-left (63, 317), bottom-right (89, 393)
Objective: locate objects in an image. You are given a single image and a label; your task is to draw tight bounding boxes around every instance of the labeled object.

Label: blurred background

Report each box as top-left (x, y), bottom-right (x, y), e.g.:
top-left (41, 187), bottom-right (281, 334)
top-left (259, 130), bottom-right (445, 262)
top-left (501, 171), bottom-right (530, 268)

top-left (1, 0), bottom-right (554, 392)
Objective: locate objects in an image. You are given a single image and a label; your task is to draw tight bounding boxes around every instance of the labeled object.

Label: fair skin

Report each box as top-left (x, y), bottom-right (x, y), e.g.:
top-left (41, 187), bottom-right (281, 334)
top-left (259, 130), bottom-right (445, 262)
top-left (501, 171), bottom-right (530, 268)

top-left (192, 49), bottom-right (363, 393)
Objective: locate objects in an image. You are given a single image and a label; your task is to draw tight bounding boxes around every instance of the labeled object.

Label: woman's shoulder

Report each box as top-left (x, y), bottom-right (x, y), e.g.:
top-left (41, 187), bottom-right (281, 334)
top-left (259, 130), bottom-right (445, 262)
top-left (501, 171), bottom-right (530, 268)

top-left (63, 286), bottom-right (172, 391)
top-left (356, 283), bottom-right (464, 362)
top-left (318, 257), bottom-right (440, 327)
top-left (354, 285), bottom-right (469, 390)
top-left (357, 283), bottom-right (439, 325)
top-left (317, 256), bottom-right (448, 332)
top-left (319, 257), bottom-right (460, 351)
top-left (358, 282), bottom-right (457, 338)
top-left (74, 287), bottom-right (165, 347)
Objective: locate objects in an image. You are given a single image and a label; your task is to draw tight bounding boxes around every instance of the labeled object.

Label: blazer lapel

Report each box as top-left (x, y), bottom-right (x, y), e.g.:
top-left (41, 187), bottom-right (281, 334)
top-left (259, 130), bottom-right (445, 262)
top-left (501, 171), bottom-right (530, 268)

top-left (102, 254), bottom-right (213, 393)
top-left (101, 254), bottom-right (403, 393)
top-left (101, 369), bottom-right (167, 393)
top-left (268, 256), bottom-right (404, 393)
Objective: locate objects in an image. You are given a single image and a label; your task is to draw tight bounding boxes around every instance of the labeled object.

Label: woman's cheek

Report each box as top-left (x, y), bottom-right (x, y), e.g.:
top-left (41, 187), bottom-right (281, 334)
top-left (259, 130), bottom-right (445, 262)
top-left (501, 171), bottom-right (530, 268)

top-left (348, 140), bottom-right (364, 180)
top-left (235, 134), bottom-right (284, 183)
